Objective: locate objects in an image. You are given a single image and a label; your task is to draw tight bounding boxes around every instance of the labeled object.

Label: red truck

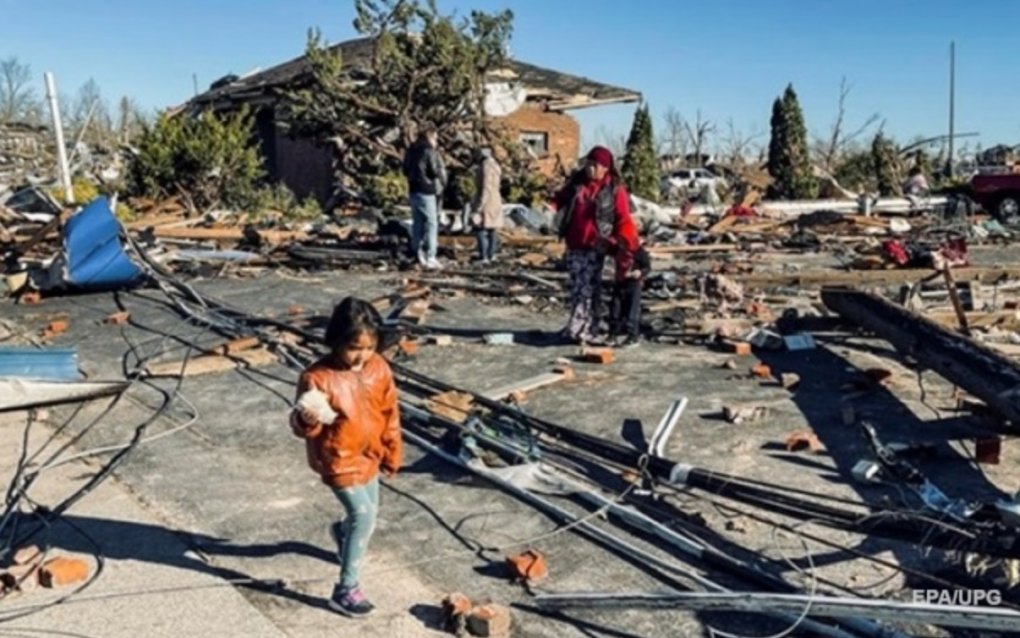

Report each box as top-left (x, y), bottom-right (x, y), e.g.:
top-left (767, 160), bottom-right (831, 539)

top-left (970, 172), bottom-right (1020, 223)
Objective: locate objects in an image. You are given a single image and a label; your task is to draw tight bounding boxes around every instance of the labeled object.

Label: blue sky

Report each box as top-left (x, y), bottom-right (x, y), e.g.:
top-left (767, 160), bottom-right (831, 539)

top-left (6, 0), bottom-right (1019, 155)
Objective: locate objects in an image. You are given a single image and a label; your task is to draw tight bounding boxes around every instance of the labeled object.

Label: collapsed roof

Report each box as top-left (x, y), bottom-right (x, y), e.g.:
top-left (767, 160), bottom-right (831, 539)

top-left (189, 36), bottom-right (640, 113)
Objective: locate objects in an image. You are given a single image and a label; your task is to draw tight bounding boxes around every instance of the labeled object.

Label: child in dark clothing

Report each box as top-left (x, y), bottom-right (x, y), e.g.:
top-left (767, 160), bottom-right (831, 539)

top-left (611, 245), bottom-right (651, 347)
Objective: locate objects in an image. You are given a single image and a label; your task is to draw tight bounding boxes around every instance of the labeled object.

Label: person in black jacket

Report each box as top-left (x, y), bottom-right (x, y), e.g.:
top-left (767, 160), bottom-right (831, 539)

top-left (402, 125), bottom-right (446, 270)
top-left (610, 245), bottom-right (651, 348)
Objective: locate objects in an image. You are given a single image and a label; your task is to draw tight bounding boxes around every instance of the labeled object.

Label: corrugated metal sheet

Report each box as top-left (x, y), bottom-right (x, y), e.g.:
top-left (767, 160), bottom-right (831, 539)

top-left (0, 378), bottom-right (127, 411)
top-left (0, 346), bottom-right (80, 379)
top-left (63, 196), bottom-right (143, 290)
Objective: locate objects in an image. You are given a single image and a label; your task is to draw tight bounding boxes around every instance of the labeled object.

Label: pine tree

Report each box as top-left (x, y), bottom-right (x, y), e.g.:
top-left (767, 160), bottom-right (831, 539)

top-left (767, 84), bottom-right (816, 199)
top-left (621, 104), bottom-right (659, 202)
top-left (766, 97), bottom-right (790, 199)
top-left (872, 132), bottom-right (901, 196)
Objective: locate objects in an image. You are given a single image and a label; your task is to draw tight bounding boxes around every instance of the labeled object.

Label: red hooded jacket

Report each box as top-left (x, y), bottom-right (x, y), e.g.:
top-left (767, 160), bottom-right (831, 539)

top-left (553, 175), bottom-right (640, 276)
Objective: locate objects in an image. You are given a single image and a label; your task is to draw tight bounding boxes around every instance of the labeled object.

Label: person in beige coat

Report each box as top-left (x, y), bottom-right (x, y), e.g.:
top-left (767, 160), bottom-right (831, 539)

top-left (471, 147), bottom-right (503, 264)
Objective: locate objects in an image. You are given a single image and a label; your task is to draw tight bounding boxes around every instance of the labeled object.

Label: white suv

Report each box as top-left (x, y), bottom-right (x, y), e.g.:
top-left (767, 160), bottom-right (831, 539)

top-left (661, 168), bottom-right (724, 195)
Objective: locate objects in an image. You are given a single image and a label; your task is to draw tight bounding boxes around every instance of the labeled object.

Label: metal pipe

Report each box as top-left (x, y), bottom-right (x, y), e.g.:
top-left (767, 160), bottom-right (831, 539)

top-left (400, 423), bottom-right (874, 638)
top-left (43, 72), bottom-right (73, 205)
top-left (537, 591), bottom-right (1020, 633)
top-left (649, 396), bottom-right (687, 457)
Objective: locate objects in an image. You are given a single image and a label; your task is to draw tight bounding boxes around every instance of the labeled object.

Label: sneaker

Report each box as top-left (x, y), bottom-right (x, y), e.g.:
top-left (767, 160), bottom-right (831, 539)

top-left (425, 258), bottom-right (443, 270)
top-left (617, 335), bottom-right (642, 349)
top-left (328, 584), bottom-right (375, 617)
top-left (416, 250), bottom-right (427, 267)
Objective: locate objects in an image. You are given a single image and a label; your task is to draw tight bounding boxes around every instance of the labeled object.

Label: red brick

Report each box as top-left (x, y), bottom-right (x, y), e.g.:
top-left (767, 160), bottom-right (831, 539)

top-left (39, 557), bottom-right (89, 588)
top-left (506, 549), bottom-right (548, 583)
top-left (975, 437), bottom-right (1002, 465)
top-left (18, 291), bottom-right (41, 305)
top-left (46, 319), bottom-right (69, 334)
top-left (723, 340), bottom-right (751, 356)
top-left (467, 604), bottom-right (511, 638)
top-left (104, 311), bottom-right (131, 325)
top-left (750, 363), bottom-right (772, 379)
top-left (441, 592), bottom-right (473, 617)
top-left (785, 431), bottom-right (823, 454)
top-left (578, 347), bottom-right (614, 365)
top-left (398, 337), bottom-right (420, 356)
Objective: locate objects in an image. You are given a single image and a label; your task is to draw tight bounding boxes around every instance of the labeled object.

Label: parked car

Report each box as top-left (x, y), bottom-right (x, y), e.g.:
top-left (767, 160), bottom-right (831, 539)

top-left (969, 172), bottom-right (1020, 224)
top-left (660, 168), bottom-right (726, 197)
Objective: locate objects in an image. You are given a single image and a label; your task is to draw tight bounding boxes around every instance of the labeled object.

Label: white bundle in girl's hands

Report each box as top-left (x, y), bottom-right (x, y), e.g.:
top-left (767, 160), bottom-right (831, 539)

top-left (296, 389), bottom-right (338, 424)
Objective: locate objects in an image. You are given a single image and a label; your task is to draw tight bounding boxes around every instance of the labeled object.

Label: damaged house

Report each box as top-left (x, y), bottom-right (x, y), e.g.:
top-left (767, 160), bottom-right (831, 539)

top-left (185, 37), bottom-right (639, 204)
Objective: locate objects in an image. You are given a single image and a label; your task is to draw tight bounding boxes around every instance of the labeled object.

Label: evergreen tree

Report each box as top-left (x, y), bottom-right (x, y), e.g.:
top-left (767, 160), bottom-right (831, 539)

top-left (767, 84), bottom-right (816, 199)
top-left (766, 97), bottom-right (790, 199)
top-left (872, 132), bottom-right (901, 196)
top-left (621, 104), bottom-right (659, 202)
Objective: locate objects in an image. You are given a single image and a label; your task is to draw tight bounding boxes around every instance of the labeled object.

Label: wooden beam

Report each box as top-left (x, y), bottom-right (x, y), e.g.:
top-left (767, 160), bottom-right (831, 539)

top-left (482, 366), bottom-right (575, 402)
top-left (821, 288), bottom-right (1020, 425)
top-left (144, 347), bottom-right (277, 378)
top-left (150, 226), bottom-right (307, 243)
top-left (737, 266), bottom-right (1020, 289)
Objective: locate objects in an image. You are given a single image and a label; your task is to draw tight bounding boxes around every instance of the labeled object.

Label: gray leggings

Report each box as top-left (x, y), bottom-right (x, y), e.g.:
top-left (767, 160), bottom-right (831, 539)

top-left (331, 476), bottom-right (379, 590)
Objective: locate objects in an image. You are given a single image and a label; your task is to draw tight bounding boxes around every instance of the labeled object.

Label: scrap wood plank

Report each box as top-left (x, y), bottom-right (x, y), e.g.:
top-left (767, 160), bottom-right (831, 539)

top-left (482, 366), bottom-right (575, 402)
top-left (399, 299), bottom-right (431, 324)
top-left (144, 347), bottom-right (277, 377)
top-left (648, 244), bottom-right (737, 255)
top-left (423, 390), bottom-right (476, 424)
top-left (707, 215), bottom-right (739, 235)
top-left (124, 213), bottom-right (191, 230)
top-left (151, 227), bottom-right (307, 243)
top-left (736, 266), bottom-right (1020, 289)
top-left (927, 310), bottom-right (1020, 330)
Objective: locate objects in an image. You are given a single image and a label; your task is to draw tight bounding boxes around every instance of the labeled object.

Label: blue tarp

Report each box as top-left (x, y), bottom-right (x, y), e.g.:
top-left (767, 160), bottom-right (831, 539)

top-left (62, 196), bottom-right (143, 290)
top-left (0, 347), bottom-right (80, 380)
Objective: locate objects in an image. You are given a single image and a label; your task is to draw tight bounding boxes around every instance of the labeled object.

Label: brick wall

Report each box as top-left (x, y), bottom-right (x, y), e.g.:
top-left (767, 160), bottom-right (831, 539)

top-left (497, 103), bottom-right (579, 177)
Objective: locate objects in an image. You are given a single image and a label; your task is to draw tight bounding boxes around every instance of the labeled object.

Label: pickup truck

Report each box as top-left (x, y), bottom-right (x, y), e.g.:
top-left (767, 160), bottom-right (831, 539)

top-left (970, 172), bottom-right (1020, 224)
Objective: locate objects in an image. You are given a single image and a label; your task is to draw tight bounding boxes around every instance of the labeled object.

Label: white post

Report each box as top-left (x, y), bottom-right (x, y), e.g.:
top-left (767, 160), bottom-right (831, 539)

top-left (43, 72), bottom-right (74, 205)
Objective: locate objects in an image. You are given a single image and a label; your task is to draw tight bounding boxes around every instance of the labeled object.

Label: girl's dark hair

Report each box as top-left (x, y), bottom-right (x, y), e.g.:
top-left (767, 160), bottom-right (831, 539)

top-left (324, 297), bottom-right (383, 352)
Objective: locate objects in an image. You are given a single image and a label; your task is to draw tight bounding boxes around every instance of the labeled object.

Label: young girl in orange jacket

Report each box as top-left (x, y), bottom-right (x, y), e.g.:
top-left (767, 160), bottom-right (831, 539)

top-left (290, 297), bottom-right (403, 617)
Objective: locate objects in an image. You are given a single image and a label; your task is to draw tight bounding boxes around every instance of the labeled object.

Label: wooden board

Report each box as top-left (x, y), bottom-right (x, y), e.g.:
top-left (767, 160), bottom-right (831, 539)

top-left (145, 347), bottom-right (277, 377)
top-left (150, 227), bottom-right (307, 243)
top-left (736, 267), bottom-right (1020, 289)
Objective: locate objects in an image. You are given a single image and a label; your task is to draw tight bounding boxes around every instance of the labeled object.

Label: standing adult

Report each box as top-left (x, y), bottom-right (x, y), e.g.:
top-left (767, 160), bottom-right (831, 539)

top-left (552, 146), bottom-right (639, 345)
top-left (402, 125), bottom-right (445, 270)
top-left (472, 147), bottom-right (503, 264)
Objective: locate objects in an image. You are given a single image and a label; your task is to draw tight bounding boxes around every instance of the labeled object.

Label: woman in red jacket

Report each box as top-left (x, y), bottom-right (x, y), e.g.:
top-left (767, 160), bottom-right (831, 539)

top-left (552, 146), bottom-right (640, 344)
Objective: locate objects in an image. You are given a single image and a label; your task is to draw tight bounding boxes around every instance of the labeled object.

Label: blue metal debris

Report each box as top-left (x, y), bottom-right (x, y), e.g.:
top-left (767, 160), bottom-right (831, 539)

top-left (0, 346), bottom-right (81, 379)
top-left (62, 196), bottom-right (143, 290)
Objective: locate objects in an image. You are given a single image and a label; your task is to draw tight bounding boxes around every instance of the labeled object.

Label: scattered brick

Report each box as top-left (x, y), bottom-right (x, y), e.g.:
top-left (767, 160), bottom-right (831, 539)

top-left (18, 291), bottom-right (41, 305)
top-left (578, 347), bottom-right (614, 365)
top-left (975, 437), bottom-right (1002, 465)
top-left (723, 340), bottom-right (752, 356)
top-left (104, 311), bottom-right (131, 325)
top-left (39, 557), bottom-right (89, 588)
top-left (287, 305), bottom-right (304, 316)
top-left (398, 337), bottom-right (420, 356)
top-left (506, 549), bottom-right (548, 584)
top-left (750, 363), bottom-right (772, 379)
top-left (467, 603), bottom-right (511, 638)
top-left (785, 431), bottom-right (824, 454)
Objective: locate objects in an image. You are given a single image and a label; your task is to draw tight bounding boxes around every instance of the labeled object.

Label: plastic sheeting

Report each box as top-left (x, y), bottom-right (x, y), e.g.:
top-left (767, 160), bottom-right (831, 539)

top-left (0, 346), bottom-right (80, 379)
top-left (62, 196), bottom-right (143, 290)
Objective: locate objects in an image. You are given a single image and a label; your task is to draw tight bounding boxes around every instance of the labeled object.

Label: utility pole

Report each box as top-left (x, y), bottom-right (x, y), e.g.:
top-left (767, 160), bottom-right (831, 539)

top-left (192, 73), bottom-right (199, 97)
top-left (43, 72), bottom-right (73, 205)
top-left (947, 41), bottom-right (955, 179)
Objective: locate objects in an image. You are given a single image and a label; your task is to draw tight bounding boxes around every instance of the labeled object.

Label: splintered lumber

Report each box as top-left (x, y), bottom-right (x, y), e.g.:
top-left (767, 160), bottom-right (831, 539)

top-left (144, 347), bottom-right (277, 377)
top-left (737, 266), bottom-right (1020, 289)
top-left (151, 227), bottom-right (306, 243)
top-left (648, 244), bottom-right (737, 255)
top-left (424, 390), bottom-right (476, 424)
top-left (482, 366), bottom-right (575, 402)
top-left (821, 288), bottom-right (1020, 424)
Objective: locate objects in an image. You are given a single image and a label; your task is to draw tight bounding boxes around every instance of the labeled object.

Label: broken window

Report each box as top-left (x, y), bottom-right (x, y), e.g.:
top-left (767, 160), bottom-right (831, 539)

top-left (519, 131), bottom-right (549, 156)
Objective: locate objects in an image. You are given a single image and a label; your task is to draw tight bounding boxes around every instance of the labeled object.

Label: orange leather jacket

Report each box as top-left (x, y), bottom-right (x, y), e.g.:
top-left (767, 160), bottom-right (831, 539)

top-left (290, 354), bottom-right (403, 488)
